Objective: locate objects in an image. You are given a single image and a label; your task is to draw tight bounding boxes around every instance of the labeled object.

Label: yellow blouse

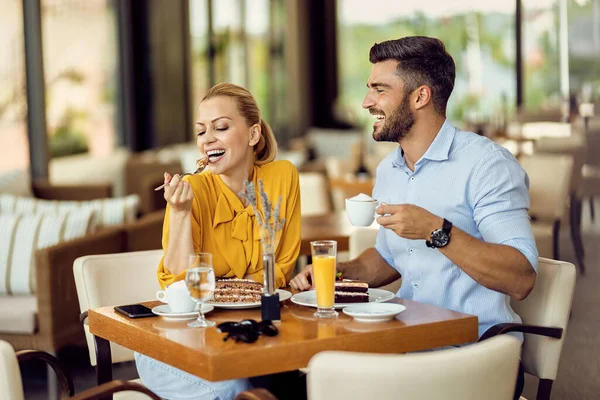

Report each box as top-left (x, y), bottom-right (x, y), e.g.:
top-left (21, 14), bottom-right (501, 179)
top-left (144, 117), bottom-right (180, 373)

top-left (157, 160), bottom-right (301, 289)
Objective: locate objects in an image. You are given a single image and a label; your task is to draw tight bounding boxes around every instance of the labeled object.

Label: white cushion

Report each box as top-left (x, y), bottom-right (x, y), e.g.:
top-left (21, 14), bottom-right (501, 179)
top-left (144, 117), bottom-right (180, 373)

top-left (0, 210), bottom-right (96, 295)
top-left (0, 340), bottom-right (25, 400)
top-left (0, 169), bottom-right (33, 198)
top-left (0, 296), bottom-right (37, 334)
top-left (0, 194), bottom-right (139, 227)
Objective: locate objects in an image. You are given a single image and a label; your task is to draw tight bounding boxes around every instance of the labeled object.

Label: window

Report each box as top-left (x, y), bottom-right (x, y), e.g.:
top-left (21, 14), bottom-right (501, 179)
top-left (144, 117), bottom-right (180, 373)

top-left (568, 0), bottom-right (600, 103)
top-left (41, 0), bottom-right (119, 159)
top-left (522, 0), bottom-right (561, 110)
top-left (0, 0), bottom-right (29, 172)
top-left (337, 0), bottom-right (517, 129)
top-left (189, 0), bottom-right (288, 134)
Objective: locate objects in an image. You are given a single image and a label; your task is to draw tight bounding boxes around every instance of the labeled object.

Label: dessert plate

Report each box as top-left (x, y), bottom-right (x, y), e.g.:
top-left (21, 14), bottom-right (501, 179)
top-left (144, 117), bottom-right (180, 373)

top-left (208, 289), bottom-right (292, 309)
top-left (342, 303), bottom-right (406, 323)
top-left (151, 304), bottom-right (214, 321)
top-left (290, 288), bottom-right (395, 309)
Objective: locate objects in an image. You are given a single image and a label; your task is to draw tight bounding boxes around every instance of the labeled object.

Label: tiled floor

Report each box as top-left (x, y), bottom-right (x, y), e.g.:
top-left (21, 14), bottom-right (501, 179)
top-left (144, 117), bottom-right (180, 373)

top-left (20, 201), bottom-right (600, 399)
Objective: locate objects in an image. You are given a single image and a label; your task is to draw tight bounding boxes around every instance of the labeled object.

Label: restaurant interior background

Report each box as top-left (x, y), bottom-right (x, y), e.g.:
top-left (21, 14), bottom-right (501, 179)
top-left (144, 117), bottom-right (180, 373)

top-left (1, 0), bottom-right (600, 398)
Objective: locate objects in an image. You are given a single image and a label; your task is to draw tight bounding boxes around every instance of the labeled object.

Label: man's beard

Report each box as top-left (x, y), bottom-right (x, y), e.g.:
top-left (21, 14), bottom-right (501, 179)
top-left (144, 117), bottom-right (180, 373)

top-left (371, 94), bottom-right (414, 143)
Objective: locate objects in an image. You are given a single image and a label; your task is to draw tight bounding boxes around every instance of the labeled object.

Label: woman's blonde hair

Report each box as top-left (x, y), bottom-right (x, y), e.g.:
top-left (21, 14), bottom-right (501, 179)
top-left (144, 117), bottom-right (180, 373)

top-left (202, 83), bottom-right (277, 165)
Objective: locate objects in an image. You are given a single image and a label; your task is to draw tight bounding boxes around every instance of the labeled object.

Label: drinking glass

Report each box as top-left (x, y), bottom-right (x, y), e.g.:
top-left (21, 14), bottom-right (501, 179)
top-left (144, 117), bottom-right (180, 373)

top-left (185, 253), bottom-right (216, 328)
top-left (311, 240), bottom-right (338, 318)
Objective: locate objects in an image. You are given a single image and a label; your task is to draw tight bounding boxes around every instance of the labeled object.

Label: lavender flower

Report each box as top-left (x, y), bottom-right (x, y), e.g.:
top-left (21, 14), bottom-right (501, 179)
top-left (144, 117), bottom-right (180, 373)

top-left (239, 179), bottom-right (285, 254)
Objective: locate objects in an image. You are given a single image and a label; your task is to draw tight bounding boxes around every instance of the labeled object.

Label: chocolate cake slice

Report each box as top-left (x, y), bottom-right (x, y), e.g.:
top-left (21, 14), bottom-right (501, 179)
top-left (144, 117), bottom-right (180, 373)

top-left (334, 279), bottom-right (369, 303)
top-left (213, 278), bottom-right (264, 303)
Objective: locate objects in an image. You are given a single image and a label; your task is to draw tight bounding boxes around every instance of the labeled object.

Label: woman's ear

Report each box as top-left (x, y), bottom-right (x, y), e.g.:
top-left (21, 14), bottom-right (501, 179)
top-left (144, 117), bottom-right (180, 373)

top-left (249, 124), bottom-right (261, 146)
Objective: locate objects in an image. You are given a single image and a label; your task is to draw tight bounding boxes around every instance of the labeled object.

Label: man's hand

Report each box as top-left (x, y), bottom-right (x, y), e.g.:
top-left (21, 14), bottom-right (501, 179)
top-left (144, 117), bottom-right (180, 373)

top-left (289, 265), bottom-right (314, 291)
top-left (376, 203), bottom-right (442, 241)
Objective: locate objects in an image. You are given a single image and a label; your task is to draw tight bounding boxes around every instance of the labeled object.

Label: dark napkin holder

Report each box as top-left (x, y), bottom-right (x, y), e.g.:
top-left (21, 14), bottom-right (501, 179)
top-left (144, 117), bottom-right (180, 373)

top-left (261, 293), bottom-right (281, 322)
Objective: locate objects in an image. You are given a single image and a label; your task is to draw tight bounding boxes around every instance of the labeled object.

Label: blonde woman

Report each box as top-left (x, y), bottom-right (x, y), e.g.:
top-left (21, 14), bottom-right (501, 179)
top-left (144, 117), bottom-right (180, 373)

top-left (135, 83), bottom-right (301, 399)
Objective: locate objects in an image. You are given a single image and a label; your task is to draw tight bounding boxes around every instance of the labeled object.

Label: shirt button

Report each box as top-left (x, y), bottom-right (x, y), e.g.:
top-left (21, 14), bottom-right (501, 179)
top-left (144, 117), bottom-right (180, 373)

top-left (410, 177), bottom-right (415, 181)
top-left (413, 282), bottom-right (418, 289)
top-left (409, 248), bottom-right (414, 254)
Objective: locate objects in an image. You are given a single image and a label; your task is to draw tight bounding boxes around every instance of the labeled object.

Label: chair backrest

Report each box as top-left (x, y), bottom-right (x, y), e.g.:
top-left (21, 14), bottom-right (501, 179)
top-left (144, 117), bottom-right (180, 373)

top-left (521, 122), bottom-right (571, 139)
top-left (534, 133), bottom-right (586, 193)
top-left (0, 340), bottom-right (24, 400)
top-left (298, 173), bottom-right (332, 216)
top-left (307, 335), bottom-right (521, 400)
top-left (510, 258), bottom-right (576, 380)
top-left (73, 250), bottom-right (163, 366)
top-left (520, 154), bottom-right (573, 221)
top-left (349, 227), bottom-right (378, 259)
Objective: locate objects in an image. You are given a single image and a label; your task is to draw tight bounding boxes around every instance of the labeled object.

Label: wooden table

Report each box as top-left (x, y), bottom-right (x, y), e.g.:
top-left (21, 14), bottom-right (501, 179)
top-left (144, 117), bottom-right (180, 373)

top-left (301, 212), bottom-right (375, 255)
top-left (89, 297), bottom-right (477, 383)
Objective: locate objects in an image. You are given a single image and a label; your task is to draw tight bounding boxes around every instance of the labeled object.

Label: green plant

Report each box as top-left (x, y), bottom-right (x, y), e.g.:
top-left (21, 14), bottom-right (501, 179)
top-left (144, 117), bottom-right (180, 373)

top-left (49, 108), bottom-right (89, 158)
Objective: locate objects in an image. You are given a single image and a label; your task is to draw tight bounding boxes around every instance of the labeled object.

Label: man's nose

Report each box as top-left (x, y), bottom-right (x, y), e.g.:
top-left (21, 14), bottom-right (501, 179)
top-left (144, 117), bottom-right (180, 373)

top-left (362, 93), bottom-right (375, 109)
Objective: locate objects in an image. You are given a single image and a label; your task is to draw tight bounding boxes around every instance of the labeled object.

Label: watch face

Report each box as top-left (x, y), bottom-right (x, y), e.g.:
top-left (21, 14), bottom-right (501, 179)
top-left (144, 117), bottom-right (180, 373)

top-left (431, 230), bottom-right (450, 248)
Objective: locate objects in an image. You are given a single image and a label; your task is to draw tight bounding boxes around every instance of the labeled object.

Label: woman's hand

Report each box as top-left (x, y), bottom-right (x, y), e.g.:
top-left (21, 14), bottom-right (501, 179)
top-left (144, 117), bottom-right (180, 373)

top-left (289, 265), bottom-right (314, 291)
top-left (163, 172), bottom-right (194, 214)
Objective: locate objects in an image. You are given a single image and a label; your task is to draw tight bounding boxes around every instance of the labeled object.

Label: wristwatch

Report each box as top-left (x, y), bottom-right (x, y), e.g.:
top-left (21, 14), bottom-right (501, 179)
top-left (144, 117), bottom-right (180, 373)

top-left (426, 218), bottom-right (453, 249)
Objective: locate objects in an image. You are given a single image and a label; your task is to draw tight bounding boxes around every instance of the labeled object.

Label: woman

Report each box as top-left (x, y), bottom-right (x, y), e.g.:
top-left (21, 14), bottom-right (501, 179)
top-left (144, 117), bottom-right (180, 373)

top-left (135, 83), bottom-right (301, 400)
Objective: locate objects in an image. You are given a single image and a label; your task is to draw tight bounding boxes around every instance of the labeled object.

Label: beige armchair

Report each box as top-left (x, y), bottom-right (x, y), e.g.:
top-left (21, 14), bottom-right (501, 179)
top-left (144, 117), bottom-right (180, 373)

top-left (236, 336), bottom-right (521, 400)
top-left (0, 340), bottom-right (159, 400)
top-left (73, 250), bottom-right (163, 392)
top-left (480, 258), bottom-right (577, 400)
top-left (519, 154), bottom-right (574, 266)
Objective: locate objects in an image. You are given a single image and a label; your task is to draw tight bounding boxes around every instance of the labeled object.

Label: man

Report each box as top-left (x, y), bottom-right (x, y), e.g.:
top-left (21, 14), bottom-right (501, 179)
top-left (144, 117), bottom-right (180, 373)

top-left (290, 36), bottom-right (537, 399)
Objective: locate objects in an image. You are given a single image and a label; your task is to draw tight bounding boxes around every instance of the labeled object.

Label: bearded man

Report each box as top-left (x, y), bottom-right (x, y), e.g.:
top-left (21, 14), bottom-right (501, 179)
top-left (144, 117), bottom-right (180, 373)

top-left (291, 36), bottom-right (537, 400)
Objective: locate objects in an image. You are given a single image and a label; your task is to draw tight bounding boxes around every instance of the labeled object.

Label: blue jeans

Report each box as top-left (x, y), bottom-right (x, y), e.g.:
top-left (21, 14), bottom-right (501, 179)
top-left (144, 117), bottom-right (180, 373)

top-left (134, 352), bottom-right (252, 400)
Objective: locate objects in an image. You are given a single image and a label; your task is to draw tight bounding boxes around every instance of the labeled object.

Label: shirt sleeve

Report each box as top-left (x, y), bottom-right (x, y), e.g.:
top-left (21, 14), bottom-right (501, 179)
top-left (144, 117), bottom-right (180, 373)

top-left (156, 178), bottom-right (203, 289)
top-left (470, 149), bottom-right (539, 272)
top-left (274, 163), bottom-right (301, 287)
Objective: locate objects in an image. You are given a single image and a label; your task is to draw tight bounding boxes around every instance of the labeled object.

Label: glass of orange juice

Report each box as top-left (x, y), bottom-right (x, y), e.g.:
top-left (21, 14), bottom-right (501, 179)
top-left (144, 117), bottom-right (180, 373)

top-left (311, 240), bottom-right (338, 318)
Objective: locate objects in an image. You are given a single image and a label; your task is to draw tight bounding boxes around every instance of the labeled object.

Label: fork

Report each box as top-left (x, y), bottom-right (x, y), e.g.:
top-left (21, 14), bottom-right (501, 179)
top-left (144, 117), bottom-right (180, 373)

top-left (154, 159), bottom-right (208, 191)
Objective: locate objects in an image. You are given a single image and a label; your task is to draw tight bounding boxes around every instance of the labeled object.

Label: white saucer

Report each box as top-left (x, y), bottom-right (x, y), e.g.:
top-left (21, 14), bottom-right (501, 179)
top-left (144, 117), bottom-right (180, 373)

top-left (342, 303), bottom-right (406, 323)
top-left (151, 304), bottom-right (214, 321)
top-left (290, 289), bottom-right (395, 309)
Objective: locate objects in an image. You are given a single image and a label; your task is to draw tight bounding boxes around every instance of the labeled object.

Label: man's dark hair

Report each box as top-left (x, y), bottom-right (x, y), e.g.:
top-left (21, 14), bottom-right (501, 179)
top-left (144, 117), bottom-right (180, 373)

top-left (369, 36), bottom-right (455, 115)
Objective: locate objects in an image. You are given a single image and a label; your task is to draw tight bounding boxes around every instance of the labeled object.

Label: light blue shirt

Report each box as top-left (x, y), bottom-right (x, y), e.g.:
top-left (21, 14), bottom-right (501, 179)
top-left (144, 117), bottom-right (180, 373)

top-left (373, 119), bottom-right (538, 340)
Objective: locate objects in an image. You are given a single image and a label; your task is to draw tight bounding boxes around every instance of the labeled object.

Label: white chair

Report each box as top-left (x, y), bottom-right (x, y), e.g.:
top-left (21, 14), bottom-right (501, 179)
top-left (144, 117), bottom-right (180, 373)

top-left (481, 258), bottom-right (577, 400)
top-left (298, 172), bottom-right (332, 216)
top-left (519, 154), bottom-right (573, 264)
top-left (0, 340), bottom-right (158, 400)
top-left (306, 335), bottom-right (521, 400)
top-left (349, 228), bottom-right (401, 294)
top-left (533, 133), bottom-right (587, 274)
top-left (73, 250), bottom-right (163, 399)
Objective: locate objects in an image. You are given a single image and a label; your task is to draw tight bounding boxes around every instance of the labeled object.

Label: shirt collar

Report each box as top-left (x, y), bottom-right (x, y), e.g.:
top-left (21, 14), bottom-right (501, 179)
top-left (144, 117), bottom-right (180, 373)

top-left (420, 119), bottom-right (456, 162)
top-left (392, 119), bottom-right (456, 168)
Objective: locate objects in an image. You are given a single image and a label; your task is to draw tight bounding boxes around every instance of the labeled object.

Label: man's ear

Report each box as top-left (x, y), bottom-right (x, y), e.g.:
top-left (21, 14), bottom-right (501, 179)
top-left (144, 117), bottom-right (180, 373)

top-left (249, 124), bottom-right (261, 146)
top-left (414, 85), bottom-right (432, 110)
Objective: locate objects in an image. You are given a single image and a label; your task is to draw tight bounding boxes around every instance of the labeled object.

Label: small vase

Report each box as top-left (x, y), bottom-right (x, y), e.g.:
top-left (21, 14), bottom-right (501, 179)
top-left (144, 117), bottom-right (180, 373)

top-left (261, 251), bottom-right (280, 321)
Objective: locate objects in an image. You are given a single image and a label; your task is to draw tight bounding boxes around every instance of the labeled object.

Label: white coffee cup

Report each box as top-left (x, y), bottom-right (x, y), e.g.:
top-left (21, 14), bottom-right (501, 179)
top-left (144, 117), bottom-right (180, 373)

top-left (156, 280), bottom-right (197, 313)
top-left (345, 197), bottom-right (378, 226)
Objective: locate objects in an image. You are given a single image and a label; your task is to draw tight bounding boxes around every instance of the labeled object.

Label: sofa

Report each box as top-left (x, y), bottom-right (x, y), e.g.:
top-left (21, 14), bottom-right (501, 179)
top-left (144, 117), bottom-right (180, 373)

top-left (0, 181), bottom-right (165, 354)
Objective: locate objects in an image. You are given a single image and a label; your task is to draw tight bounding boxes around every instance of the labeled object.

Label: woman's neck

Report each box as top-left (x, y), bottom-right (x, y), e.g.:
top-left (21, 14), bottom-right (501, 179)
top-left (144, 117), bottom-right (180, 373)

top-left (219, 159), bottom-right (255, 204)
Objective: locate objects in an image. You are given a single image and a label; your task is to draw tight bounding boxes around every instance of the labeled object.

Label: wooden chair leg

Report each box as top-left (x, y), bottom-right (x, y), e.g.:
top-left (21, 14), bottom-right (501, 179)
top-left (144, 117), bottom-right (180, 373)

top-left (569, 197), bottom-right (586, 275)
top-left (536, 378), bottom-right (553, 400)
top-left (552, 220), bottom-right (561, 260)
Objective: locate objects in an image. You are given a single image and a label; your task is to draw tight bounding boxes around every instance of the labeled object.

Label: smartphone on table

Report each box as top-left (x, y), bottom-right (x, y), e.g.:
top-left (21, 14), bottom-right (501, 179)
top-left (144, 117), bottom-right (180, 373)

top-left (114, 304), bottom-right (156, 319)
